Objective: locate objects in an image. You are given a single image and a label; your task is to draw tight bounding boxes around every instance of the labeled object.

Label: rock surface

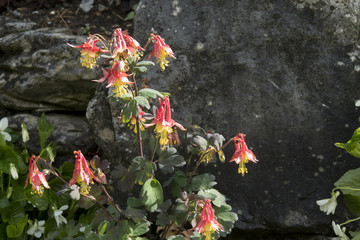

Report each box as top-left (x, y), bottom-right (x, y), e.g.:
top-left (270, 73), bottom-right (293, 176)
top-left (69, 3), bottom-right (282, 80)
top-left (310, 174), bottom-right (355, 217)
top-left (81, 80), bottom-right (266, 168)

top-left (0, 17), bottom-right (98, 112)
top-left (0, 17), bottom-right (98, 159)
top-left (129, 0), bottom-right (359, 237)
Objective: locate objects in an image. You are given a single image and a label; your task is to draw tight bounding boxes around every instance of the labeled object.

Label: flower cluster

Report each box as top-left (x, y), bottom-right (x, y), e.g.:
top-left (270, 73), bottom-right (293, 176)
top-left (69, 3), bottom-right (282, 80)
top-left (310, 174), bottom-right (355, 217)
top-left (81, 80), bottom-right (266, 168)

top-left (230, 133), bottom-right (258, 176)
top-left (193, 199), bottom-right (223, 240)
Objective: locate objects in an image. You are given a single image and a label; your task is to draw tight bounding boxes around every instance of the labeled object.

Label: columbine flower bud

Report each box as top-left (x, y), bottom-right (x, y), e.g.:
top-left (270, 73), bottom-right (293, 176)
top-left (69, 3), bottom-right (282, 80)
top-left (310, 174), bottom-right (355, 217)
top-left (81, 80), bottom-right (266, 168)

top-left (316, 191), bottom-right (340, 215)
top-left (21, 123), bottom-right (29, 143)
top-left (10, 163), bottom-right (18, 180)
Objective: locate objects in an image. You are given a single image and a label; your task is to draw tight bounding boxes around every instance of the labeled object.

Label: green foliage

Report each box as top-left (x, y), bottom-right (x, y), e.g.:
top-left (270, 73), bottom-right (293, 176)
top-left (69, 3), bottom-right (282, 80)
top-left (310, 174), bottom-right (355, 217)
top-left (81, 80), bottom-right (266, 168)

top-left (140, 179), bottom-right (163, 212)
top-left (38, 112), bottom-right (54, 150)
top-left (335, 168), bottom-right (360, 216)
top-left (335, 127), bottom-right (360, 158)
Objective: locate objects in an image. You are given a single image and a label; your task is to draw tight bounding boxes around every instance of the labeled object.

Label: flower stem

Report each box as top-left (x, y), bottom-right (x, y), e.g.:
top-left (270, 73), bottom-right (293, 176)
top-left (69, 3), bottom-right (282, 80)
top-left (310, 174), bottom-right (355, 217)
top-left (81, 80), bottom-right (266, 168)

top-left (340, 216), bottom-right (360, 226)
top-left (132, 74), bottom-right (144, 157)
top-left (183, 154), bottom-right (206, 191)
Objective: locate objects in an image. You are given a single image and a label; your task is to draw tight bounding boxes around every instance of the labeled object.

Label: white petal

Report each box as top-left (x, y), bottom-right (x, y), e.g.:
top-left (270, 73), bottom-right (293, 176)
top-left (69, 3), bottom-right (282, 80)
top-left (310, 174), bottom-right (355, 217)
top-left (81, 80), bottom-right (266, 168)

top-left (316, 198), bottom-right (330, 206)
top-left (59, 205), bottom-right (69, 211)
top-left (0, 118), bottom-right (8, 130)
top-left (1, 132), bottom-right (11, 142)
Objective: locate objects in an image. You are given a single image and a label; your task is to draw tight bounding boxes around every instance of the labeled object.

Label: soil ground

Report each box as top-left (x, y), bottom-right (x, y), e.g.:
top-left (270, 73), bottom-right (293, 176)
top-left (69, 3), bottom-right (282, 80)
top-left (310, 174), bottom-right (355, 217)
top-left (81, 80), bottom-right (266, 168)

top-left (0, 0), bottom-right (137, 36)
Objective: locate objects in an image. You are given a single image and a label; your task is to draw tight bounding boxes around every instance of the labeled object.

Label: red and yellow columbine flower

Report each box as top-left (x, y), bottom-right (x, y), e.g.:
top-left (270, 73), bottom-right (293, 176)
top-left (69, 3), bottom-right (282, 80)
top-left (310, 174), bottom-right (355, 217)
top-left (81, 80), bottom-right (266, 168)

top-left (69, 150), bottom-right (99, 195)
top-left (112, 29), bottom-right (143, 60)
top-left (68, 37), bottom-right (106, 69)
top-left (94, 61), bottom-right (133, 97)
top-left (193, 199), bottom-right (223, 240)
top-left (25, 155), bottom-right (50, 195)
top-left (145, 97), bottom-right (185, 148)
top-left (148, 33), bottom-right (175, 71)
top-left (230, 134), bottom-right (258, 176)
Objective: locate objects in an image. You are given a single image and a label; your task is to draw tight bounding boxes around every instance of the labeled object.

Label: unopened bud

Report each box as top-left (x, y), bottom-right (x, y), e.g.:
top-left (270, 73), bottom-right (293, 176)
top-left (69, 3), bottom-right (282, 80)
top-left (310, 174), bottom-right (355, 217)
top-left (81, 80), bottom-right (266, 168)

top-left (9, 163), bottom-right (18, 180)
top-left (21, 123), bottom-right (29, 143)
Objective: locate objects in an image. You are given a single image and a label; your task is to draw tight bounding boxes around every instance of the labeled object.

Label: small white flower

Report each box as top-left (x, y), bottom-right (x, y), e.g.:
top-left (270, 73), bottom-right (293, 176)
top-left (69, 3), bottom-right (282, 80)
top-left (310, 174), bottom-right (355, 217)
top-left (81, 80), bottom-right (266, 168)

top-left (332, 221), bottom-right (349, 240)
top-left (9, 163), bottom-right (18, 180)
top-left (69, 184), bottom-right (81, 200)
top-left (52, 205), bottom-right (68, 226)
top-left (0, 118), bottom-right (11, 142)
top-left (27, 219), bottom-right (45, 238)
top-left (316, 191), bottom-right (340, 215)
top-left (21, 123), bottom-right (29, 143)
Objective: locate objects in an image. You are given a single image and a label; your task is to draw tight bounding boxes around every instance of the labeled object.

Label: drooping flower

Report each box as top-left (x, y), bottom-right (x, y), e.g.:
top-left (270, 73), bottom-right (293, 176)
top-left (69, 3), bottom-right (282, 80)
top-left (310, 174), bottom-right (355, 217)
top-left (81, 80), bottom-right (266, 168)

top-left (193, 199), bottom-right (223, 240)
top-left (69, 150), bottom-right (99, 195)
top-left (145, 97), bottom-right (185, 149)
top-left (229, 134), bottom-right (258, 176)
top-left (94, 60), bottom-right (133, 97)
top-left (52, 205), bottom-right (68, 227)
top-left (148, 33), bottom-right (176, 71)
top-left (112, 28), bottom-right (143, 60)
top-left (317, 191), bottom-right (340, 215)
top-left (25, 155), bottom-right (50, 195)
top-left (332, 221), bottom-right (349, 240)
top-left (27, 219), bottom-right (45, 238)
top-left (68, 37), bottom-right (106, 69)
top-left (0, 117), bottom-right (11, 142)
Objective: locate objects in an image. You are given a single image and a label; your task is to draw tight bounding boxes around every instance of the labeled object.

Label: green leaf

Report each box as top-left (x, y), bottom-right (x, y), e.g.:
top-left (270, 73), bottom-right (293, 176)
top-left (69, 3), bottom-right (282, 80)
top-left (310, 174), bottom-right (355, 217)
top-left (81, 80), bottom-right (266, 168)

top-left (190, 231), bottom-right (202, 240)
top-left (168, 236), bottom-right (185, 240)
top-left (137, 61), bottom-right (155, 66)
top-left (129, 220), bottom-right (150, 237)
top-left (1, 201), bottom-right (25, 224)
top-left (140, 179), bottom-right (163, 212)
top-left (133, 66), bottom-right (147, 74)
top-left (206, 133), bottom-right (225, 150)
top-left (191, 173), bottom-right (217, 191)
top-left (0, 146), bottom-right (26, 174)
top-left (6, 214), bottom-right (28, 238)
top-left (124, 207), bottom-right (147, 220)
top-left (138, 88), bottom-right (164, 99)
top-left (24, 188), bottom-right (49, 211)
top-left (192, 136), bottom-right (208, 151)
top-left (122, 100), bottom-right (137, 123)
top-left (98, 221), bottom-right (108, 234)
top-left (129, 157), bottom-right (155, 185)
top-left (335, 127), bottom-right (360, 158)
top-left (65, 219), bottom-right (80, 237)
top-left (134, 96), bottom-right (150, 109)
top-left (38, 113), bottom-right (54, 150)
top-left (158, 148), bottom-right (185, 174)
top-left (156, 212), bottom-right (170, 226)
top-left (0, 193), bottom-right (9, 208)
top-left (198, 188), bottom-right (227, 207)
top-left (335, 167), bottom-right (360, 216)
top-left (125, 11), bottom-right (135, 21)
top-left (164, 171), bottom-right (187, 197)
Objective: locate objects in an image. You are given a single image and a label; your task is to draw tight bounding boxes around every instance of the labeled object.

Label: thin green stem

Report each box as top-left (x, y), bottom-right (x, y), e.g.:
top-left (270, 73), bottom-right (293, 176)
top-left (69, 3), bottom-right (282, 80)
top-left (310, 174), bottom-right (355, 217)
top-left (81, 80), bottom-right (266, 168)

top-left (333, 186), bottom-right (360, 192)
top-left (131, 74), bottom-right (144, 157)
top-left (150, 137), bottom-right (159, 162)
top-left (183, 154), bottom-right (206, 191)
top-left (340, 216), bottom-right (360, 226)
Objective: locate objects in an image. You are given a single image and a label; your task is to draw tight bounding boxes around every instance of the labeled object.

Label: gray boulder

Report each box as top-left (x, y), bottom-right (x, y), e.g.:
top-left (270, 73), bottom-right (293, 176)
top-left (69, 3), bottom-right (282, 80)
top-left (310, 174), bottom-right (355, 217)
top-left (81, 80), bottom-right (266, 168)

top-left (129, 0), bottom-right (359, 237)
top-left (0, 17), bottom-right (97, 112)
